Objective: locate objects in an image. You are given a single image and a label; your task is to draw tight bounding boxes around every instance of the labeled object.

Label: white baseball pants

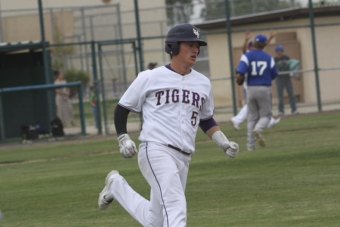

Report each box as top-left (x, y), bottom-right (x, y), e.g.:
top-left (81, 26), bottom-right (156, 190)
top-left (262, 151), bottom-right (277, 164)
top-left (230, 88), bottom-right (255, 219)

top-left (109, 142), bottom-right (191, 227)
top-left (231, 104), bottom-right (248, 125)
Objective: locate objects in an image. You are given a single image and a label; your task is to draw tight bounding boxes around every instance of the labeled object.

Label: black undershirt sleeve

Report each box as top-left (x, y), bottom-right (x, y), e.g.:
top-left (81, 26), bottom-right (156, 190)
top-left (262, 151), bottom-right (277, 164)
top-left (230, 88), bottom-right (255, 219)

top-left (199, 117), bottom-right (217, 133)
top-left (114, 104), bottom-right (131, 136)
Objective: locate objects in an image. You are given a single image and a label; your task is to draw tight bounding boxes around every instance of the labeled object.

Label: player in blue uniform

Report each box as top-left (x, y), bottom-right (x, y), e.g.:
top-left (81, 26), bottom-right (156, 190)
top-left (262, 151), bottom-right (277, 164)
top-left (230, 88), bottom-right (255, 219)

top-left (236, 34), bottom-right (278, 151)
top-left (230, 32), bottom-right (280, 130)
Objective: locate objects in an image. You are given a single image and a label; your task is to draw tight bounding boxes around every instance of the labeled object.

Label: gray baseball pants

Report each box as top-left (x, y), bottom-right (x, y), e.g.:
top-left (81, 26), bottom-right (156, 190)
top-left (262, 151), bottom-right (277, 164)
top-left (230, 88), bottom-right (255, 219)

top-left (247, 86), bottom-right (272, 150)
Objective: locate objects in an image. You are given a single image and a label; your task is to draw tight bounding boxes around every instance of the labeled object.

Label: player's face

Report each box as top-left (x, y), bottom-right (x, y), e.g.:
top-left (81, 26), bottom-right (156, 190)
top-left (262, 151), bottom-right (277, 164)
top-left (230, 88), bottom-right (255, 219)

top-left (276, 51), bottom-right (284, 57)
top-left (58, 73), bottom-right (65, 80)
top-left (177, 42), bottom-right (200, 66)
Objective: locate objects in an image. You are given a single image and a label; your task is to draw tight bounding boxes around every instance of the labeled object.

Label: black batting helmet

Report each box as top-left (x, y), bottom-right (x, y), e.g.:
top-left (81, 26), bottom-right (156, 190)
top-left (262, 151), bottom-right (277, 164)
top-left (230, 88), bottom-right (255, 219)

top-left (165, 24), bottom-right (207, 56)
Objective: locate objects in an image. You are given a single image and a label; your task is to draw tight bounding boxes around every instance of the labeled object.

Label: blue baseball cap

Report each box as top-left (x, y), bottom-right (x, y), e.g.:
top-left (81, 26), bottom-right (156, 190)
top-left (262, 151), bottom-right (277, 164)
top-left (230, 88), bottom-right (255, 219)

top-left (275, 44), bottom-right (284, 52)
top-left (254, 34), bottom-right (268, 44)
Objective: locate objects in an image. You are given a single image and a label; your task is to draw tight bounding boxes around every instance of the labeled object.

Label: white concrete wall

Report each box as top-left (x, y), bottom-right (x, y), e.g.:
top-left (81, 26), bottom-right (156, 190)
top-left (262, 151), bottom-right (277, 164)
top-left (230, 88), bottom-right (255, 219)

top-left (206, 16), bottom-right (340, 107)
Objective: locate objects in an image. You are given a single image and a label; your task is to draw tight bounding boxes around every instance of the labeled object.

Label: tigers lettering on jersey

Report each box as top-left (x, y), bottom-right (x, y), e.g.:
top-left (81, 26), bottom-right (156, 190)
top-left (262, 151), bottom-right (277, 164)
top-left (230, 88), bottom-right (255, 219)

top-left (155, 89), bottom-right (205, 110)
top-left (118, 66), bottom-right (214, 153)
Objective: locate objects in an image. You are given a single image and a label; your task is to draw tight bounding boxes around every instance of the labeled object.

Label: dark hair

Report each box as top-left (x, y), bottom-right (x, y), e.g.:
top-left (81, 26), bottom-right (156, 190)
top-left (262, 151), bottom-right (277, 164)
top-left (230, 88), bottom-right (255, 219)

top-left (53, 70), bottom-right (60, 80)
top-left (247, 41), bottom-right (253, 50)
top-left (254, 42), bottom-right (266, 50)
top-left (147, 62), bottom-right (157, 70)
top-left (53, 70), bottom-right (59, 77)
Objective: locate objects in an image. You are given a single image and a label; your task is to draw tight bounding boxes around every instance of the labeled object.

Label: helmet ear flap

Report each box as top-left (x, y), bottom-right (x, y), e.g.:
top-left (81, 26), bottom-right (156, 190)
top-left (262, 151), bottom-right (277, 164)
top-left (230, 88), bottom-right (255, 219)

top-left (165, 42), bottom-right (180, 56)
top-left (165, 43), bottom-right (172, 55)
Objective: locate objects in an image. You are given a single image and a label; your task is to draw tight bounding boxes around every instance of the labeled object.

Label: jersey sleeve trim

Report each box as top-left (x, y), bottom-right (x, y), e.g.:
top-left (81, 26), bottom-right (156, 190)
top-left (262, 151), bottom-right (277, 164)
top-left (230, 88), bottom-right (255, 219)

top-left (240, 54), bottom-right (249, 65)
top-left (117, 103), bottom-right (141, 113)
top-left (199, 117), bottom-right (217, 133)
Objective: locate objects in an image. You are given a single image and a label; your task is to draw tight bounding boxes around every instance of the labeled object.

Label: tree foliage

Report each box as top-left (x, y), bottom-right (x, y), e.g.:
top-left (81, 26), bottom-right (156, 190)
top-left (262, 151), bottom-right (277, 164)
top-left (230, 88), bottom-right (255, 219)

top-left (166, 0), bottom-right (193, 25)
top-left (166, 0), bottom-right (302, 24)
top-left (205, 0), bottom-right (300, 20)
top-left (231, 0), bottom-right (298, 16)
top-left (64, 68), bottom-right (90, 86)
top-left (166, 0), bottom-right (192, 5)
top-left (51, 24), bottom-right (75, 70)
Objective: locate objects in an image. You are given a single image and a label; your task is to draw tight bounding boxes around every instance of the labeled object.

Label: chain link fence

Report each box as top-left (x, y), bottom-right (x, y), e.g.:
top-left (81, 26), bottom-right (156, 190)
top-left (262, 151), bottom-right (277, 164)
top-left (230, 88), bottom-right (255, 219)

top-left (0, 1), bottom-right (339, 140)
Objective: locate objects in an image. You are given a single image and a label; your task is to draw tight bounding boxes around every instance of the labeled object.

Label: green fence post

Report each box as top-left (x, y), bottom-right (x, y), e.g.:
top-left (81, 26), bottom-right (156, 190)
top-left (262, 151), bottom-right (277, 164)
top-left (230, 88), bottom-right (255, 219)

top-left (97, 44), bottom-right (109, 135)
top-left (78, 83), bottom-right (86, 135)
top-left (134, 0), bottom-right (144, 72)
top-left (225, 0), bottom-right (238, 115)
top-left (91, 41), bottom-right (103, 134)
top-left (308, 0), bottom-right (322, 112)
top-left (0, 92), bottom-right (5, 140)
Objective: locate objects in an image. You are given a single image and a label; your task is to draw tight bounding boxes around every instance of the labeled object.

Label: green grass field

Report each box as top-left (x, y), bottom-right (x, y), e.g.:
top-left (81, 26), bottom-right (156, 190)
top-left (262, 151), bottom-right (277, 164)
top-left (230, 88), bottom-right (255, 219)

top-left (0, 111), bottom-right (339, 227)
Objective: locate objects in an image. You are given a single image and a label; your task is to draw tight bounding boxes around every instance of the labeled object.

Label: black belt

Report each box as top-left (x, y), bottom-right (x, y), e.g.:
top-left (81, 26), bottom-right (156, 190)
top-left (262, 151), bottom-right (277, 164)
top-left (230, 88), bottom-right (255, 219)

top-left (167, 144), bottom-right (191, 156)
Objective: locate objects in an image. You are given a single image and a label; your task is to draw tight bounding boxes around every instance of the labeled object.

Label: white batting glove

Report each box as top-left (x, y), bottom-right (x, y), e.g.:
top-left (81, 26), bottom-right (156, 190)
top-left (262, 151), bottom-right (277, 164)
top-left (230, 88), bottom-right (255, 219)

top-left (212, 131), bottom-right (239, 158)
top-left (117, 134), bottom-right (137, 158)
top-left (225, 141), bottom-right (239, 158)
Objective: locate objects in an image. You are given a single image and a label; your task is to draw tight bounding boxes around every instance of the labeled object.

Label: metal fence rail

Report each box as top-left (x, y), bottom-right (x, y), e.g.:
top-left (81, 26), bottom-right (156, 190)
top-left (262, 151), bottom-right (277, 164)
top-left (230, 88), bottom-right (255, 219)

top-left (0, 82), bottom-right (86, 140)
top-left (0, 1), bottom-right (339, 138)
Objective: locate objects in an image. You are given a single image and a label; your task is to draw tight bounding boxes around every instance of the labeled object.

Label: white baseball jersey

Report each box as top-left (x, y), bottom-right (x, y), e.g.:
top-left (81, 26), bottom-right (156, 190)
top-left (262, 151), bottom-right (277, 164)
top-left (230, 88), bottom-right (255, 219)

top-left (118, 65), bottom-right (215, 154)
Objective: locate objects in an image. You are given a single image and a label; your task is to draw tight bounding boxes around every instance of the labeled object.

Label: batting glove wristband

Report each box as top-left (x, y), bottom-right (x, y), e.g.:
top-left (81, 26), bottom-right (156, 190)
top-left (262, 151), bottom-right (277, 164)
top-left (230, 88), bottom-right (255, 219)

top-left (212, 131), bottom-right (239, 158)
top-left (117, 134), bottom-right (137, 158)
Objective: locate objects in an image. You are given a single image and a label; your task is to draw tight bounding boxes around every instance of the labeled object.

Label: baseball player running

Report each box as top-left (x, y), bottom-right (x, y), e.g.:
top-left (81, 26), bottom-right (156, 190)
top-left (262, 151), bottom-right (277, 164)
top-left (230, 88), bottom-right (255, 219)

top-left (236, 34), bottom-right (278, 151)
top-left (231, 32), bottom-right (280, 130)
top-left (98, 23), bottom-right (239, 227)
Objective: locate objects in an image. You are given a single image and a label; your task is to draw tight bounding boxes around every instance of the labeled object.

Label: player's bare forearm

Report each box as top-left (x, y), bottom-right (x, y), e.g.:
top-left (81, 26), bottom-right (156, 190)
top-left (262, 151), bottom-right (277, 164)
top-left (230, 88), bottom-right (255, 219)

top-left (236, 73), bottom-right (245, 85)
top-left (265, 31), bottom-right (275, 48)
top-left (206, 126), bottom-right (220, 139)
top-left (242, 32), bottom-right (252, 54)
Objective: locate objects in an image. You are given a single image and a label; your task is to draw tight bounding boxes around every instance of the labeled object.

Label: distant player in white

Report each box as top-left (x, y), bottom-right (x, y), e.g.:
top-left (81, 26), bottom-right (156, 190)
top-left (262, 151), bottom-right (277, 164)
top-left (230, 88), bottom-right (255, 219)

top-left (98, 24), bottom-right (239, 227)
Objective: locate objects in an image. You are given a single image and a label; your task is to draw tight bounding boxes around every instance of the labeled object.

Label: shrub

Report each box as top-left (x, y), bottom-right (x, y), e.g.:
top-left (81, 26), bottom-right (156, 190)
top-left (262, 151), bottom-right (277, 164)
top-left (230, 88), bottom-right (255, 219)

top-left (64, 68), bottom-right (90, 98)
top-left (64, 68), bottom-right (90, 86)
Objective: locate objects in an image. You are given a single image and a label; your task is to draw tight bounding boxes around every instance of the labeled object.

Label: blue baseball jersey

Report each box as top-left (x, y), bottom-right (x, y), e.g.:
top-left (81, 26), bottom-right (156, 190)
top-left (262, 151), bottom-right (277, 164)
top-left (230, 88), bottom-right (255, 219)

top-left (236, 50), bottom-right (278, 86)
